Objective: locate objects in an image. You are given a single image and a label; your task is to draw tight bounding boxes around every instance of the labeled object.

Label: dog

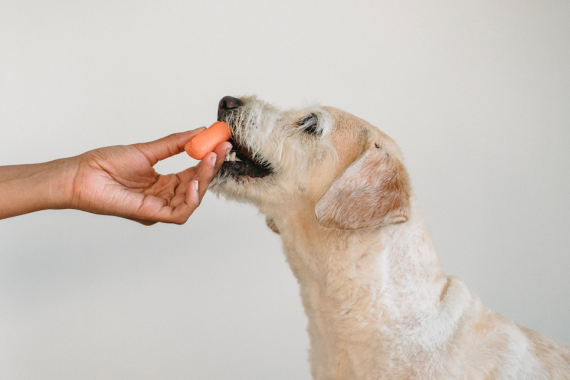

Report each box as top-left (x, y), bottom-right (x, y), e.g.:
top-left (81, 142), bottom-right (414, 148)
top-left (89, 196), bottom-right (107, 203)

top-left (210, 95), bottom-right (570, 379)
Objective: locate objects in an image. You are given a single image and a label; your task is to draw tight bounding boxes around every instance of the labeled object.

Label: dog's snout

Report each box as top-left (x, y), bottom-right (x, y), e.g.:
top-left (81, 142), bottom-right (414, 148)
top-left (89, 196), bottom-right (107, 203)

top-left (219, 96), bottom-right (242, 111)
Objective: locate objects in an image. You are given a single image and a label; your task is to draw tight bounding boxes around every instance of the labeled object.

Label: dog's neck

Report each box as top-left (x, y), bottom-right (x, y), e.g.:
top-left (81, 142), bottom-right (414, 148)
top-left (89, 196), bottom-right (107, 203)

top-left (269, 194), bottom-right (451, 376)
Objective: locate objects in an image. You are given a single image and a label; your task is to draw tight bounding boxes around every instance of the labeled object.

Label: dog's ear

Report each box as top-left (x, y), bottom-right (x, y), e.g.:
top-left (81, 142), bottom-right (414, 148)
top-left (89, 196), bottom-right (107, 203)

top-left (315, 144), bottom-right (411, 230)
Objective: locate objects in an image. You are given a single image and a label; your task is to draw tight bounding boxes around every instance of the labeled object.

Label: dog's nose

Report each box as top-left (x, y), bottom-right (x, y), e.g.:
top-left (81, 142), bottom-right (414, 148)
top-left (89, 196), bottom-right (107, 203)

top-left (218, 96), bottom-right (242, 111)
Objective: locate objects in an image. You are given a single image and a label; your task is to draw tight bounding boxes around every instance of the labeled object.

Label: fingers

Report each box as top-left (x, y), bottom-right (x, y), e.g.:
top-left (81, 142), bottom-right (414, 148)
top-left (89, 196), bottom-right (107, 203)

top-left (134, 128), bottom-right (207, 166)
top-left (176, 141), bottom-right (231, 183)
top-left (144, 180), bottom-right (200, 225)
top-left (192, 152), bottom-right (220, 201)
top-left (159, 149), bottom-right (229, 224)
top-left (127, 143), bottom-right (233, 225)
top-left (213, 141), bottom-right (233, 169)
top-left (193, 141), bottom-right (232, 197)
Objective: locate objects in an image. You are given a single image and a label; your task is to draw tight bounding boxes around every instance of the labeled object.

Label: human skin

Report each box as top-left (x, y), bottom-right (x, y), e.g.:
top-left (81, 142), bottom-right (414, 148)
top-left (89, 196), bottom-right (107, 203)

top-left (0, 128), bottom-right (232, 225)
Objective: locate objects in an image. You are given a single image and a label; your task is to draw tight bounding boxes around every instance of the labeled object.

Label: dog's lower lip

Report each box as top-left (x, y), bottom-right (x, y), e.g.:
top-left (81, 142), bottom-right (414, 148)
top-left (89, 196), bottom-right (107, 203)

top-left (218, 137), bottom-right (272, 178)
top-left (220, 160), bottom-right (271, 178)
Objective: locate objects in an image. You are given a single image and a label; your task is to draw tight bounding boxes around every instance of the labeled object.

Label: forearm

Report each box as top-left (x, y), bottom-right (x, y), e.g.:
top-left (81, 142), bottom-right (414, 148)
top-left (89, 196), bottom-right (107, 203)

top-left (0, 159), bottom-right (75, 220)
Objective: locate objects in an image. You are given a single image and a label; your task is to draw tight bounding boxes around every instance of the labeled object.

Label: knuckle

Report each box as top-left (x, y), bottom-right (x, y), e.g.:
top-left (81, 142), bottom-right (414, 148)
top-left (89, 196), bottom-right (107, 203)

top-left (175, 213), bottom-right (190, 225)
top-left (193, 198), bottom-right (202, 208)
top-left (168, 132), bottom-right (181, 140)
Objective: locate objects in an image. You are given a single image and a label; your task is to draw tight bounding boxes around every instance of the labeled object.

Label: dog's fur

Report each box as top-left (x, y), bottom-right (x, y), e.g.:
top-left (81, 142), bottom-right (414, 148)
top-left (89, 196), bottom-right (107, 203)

top-left (211, 96), bottom-right (570, 379)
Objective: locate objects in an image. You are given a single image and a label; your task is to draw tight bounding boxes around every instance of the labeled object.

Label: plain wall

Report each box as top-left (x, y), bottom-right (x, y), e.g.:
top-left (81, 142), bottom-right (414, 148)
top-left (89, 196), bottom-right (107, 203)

top-left (1, 0), bottom-right (569, 379)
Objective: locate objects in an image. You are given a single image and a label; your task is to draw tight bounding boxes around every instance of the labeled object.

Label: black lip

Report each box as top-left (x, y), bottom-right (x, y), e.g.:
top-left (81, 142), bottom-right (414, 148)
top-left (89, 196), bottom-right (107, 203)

top-left (220, 160), bottom-right (272, 178)
top-left (217, 137), bottom-right (273, 179)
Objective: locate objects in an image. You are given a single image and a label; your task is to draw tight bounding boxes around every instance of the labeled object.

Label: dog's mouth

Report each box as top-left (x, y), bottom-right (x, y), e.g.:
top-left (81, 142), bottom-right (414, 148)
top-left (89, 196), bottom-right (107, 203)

top-left (219, 137), bottom-right (273, 179)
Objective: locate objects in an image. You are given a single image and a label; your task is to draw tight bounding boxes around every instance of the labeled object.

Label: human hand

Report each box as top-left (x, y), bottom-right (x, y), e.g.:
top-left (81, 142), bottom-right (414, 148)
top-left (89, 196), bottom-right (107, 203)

top-left (67, 129), bottom-right (231, 225)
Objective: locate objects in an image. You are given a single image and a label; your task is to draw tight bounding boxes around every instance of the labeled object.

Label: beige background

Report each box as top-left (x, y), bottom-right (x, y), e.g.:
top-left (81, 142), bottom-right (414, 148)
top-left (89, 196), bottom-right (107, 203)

top-left (1, 0), bottom-right (569, 379)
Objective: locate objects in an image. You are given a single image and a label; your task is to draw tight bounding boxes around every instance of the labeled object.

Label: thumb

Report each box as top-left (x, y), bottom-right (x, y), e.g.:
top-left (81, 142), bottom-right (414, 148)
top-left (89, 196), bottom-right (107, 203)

top-left (134, 128), bottom-right (206, 165)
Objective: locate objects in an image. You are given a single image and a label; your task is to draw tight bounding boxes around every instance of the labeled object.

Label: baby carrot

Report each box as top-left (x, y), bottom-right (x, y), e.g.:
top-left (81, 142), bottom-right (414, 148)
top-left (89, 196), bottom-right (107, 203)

top-left (185, 121), bottom-right (231, 160)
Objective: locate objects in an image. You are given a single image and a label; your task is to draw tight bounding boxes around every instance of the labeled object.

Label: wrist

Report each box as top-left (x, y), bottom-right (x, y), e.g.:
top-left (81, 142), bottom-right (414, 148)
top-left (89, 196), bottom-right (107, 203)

top-left (42, 157), bottom-right (80, 210)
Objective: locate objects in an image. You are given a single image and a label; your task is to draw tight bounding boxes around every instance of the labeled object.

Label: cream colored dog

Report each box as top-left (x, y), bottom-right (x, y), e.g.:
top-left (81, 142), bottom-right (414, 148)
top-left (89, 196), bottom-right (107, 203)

top-left (210, 95), bottom-right (570, 380)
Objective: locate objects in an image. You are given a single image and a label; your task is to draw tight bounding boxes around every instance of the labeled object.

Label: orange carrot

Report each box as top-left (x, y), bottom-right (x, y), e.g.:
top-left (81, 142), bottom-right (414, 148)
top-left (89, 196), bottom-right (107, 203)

top-left (185, 121), bottom-right (231, 160)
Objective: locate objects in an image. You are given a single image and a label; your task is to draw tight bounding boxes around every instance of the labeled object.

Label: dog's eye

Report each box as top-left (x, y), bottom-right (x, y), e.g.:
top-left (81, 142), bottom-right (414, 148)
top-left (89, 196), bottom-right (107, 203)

top-left (295, 113), bottom-right (319, 136)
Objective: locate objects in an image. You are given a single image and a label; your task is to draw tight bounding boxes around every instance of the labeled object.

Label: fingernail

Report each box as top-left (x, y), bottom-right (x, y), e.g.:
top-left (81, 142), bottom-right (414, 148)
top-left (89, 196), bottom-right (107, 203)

top-left (194, 180), bottom-right (199, 192)
top-left (210, 153), bottom-right (217, 166)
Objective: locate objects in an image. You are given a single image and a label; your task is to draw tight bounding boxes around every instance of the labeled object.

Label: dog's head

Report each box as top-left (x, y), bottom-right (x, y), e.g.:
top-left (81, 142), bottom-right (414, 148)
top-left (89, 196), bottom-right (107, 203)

top-left (210, 95), bottom-right (411, 231)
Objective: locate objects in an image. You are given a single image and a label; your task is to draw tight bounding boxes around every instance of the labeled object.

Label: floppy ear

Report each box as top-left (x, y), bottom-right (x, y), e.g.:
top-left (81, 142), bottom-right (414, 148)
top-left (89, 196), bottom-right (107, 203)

top-left (315, 144), bottom-right (411, 230)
